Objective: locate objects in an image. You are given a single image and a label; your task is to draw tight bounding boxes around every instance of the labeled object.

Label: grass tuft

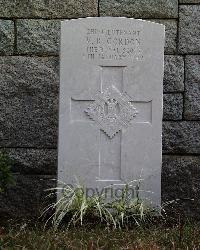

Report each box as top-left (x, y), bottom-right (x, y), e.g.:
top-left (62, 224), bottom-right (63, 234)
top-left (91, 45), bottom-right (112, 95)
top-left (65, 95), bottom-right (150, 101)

top-left (43, 180), bottom-right (160, 230)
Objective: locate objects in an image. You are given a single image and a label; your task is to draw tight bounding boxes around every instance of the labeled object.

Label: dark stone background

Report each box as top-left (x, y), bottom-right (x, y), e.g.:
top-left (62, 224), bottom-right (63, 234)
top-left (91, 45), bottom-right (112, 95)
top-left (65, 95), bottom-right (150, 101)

top-left (0, 0), bottom-right (199, 218)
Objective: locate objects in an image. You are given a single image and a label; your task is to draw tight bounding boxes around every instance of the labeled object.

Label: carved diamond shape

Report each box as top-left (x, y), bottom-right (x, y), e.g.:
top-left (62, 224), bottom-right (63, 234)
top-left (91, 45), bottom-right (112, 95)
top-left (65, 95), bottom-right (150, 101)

top-left (84, 85), bottom-right (138, 138)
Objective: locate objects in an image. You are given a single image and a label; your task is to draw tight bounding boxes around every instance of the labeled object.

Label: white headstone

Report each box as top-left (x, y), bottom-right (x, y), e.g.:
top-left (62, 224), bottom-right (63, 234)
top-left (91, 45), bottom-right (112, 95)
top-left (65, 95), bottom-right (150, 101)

top-left (58, 17), bottom-right (165, 207)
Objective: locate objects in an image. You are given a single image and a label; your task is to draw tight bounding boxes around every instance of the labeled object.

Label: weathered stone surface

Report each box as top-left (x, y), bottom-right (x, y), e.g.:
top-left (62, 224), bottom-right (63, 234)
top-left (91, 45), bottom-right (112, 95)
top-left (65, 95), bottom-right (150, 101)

top-left (99, 0), bottom-right (178, 18)
top-left (1, 156), bottom-right (200, 218)
top-left (151, 20), bottom-right (177, 54)
top-left (0, 56), bottom-right (59, 148)
top-left (59, 18), bottom-right (164, 207)
top-left (179, 0), bottom-right (200, 3)
top-left (4, 148), bottom-right (57, 175)
top-left (0, 175), bottom-right (56, 218)
top-left (179, 5), bottom-right (200, 54)
top-left (164, 55), bottom-right (184, 92)
top-left (0, 0), bottom-right (98, 18)
top-left (0, 20), bottom-right (14, 54)
top-left (163, 94), bottom-right (183, 120)
top-left (163, 122), bottom-right (200, 154)
top-left (162, 155), bottom-right (200, 218)
top-left (17, 20), bottom-right (60, 55)
top-left (184, 56), bottom-right (200, 120)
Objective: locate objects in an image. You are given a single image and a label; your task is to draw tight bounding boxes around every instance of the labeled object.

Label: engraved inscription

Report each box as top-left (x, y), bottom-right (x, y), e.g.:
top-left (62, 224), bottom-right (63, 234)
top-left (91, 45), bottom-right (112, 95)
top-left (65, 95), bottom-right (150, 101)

top-left (86, 28), bottom-right (143, 61)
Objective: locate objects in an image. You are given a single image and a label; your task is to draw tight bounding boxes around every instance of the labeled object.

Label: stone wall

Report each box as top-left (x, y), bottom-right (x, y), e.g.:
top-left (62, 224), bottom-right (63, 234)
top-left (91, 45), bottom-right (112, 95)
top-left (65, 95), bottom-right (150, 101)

top-left (0, 0), bottom-right (199, 218)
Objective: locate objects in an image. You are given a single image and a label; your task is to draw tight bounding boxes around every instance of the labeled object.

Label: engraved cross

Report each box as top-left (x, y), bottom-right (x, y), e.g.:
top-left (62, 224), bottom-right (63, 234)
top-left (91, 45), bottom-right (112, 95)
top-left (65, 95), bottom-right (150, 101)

top-left (71, 66), bottom-right (152, 182)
